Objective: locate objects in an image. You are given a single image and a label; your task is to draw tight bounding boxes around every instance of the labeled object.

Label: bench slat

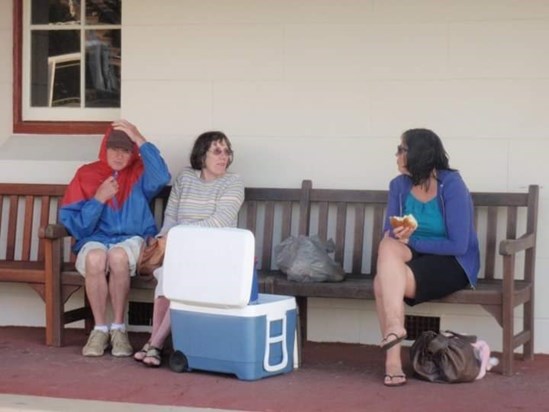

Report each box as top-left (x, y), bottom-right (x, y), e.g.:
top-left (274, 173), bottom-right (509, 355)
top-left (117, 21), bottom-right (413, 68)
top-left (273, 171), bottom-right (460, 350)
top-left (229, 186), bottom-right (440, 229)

top-left (262, 202), bottom-right (275, 270)
top-left (317, 202), bottom-right (328, 241)
top-left (245, 201), bottom-right (257, 235)
top-left (370, 205), bottom-right (385, 275)
top-left (334, 202), bottom-right (347, 264)
top-left (22, 196), bottom-right (34, 261)
top-left (352, 204), bottom-right (365, 274)
top-left (280, 202), bottom-right (292, 241)
top-left (38, 196), bottom-right (52, 261)
top-left (485, 206), bottom-right (498, 280)
top-left (507, 206), bottom-right (517, 240)
top-left (7, 196), bottom-right (18, 261)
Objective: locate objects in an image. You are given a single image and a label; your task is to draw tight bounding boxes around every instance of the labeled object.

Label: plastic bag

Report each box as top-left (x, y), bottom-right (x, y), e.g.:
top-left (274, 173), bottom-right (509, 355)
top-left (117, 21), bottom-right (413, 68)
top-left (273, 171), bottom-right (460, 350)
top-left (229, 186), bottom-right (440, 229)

top-left (274, 235), bottom-right (346, 282)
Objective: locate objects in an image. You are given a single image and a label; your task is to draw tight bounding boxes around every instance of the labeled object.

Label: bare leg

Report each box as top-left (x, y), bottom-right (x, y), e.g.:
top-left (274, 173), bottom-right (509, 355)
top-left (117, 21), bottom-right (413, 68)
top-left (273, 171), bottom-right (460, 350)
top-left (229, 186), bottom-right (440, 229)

top-left (374, 236), bottom-right (416, 385)
top-left (149, 296), bottom-right (171, 348)
top-left (84, 249), bottom-right (109, 326)
top-left (142, 296), bottom-right (171, 366)
top-left (107, 247), bottom-right (131, 325)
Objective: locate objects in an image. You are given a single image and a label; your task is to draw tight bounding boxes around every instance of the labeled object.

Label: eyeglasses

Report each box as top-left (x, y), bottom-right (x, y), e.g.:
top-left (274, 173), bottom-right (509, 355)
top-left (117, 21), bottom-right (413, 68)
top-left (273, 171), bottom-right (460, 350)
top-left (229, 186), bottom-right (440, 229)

top-left (208, 147), bottom-right (233, 157)
top-left (396, 145), bottom-right (408, 155)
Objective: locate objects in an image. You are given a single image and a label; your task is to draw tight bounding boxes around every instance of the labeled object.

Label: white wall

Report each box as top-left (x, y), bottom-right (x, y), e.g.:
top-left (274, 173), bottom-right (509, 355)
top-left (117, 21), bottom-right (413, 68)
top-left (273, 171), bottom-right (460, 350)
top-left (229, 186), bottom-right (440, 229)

top-left (1, 0), bottom-right (548, 353)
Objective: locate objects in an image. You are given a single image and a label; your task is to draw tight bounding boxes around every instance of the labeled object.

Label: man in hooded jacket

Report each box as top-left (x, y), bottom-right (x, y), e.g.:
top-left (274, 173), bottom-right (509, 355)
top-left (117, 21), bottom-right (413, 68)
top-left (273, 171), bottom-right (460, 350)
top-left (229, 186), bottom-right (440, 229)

top-left (60, 119), bottom-right (170, 357)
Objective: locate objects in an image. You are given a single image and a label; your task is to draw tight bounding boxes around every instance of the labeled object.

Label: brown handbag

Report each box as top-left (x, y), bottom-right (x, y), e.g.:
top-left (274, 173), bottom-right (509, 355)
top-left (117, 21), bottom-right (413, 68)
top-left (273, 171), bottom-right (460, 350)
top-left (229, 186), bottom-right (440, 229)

top-left (410, 330), bottom-right (481, 383)
top-left (137, 236), bottom-right (166, 277)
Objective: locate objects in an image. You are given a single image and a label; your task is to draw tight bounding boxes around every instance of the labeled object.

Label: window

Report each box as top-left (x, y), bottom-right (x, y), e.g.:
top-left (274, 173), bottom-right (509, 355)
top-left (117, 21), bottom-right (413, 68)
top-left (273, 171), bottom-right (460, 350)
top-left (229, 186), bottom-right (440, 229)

top-left (14, 0), bottom-right (122, 134)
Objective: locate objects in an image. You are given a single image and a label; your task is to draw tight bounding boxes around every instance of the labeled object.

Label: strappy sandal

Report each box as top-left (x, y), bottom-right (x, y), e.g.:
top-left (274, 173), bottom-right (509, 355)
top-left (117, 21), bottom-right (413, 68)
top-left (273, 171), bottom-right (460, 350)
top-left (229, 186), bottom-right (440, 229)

top-left (133, 342), bottom-right (151, 362)
top-left (142, 346), bottom-right (162, 368)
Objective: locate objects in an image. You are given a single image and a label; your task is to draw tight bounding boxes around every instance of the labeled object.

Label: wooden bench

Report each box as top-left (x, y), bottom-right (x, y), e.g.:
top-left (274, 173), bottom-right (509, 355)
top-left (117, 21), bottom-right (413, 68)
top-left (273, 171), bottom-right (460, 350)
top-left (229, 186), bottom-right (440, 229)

top-left (0, 182), bottom-right (309, 347)
top-left (258, 181), bottom-right (539, 376)
top-left (0, 181), bottom-right (539, 376)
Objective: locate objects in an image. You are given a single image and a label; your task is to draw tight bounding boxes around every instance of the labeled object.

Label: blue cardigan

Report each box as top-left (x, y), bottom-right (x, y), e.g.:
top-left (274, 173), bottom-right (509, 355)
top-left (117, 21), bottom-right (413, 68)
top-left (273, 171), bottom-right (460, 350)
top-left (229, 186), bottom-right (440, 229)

top-left (383, 170), bottom-right (480, 287)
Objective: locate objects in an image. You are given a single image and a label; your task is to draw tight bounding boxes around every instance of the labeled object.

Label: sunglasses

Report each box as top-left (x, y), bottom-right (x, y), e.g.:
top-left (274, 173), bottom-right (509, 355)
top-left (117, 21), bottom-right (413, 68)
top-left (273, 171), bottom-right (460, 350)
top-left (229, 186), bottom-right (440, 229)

top-left (208, 147), bottom-right (233, 157)
top-left (396, 145), bottom-right (408, 155)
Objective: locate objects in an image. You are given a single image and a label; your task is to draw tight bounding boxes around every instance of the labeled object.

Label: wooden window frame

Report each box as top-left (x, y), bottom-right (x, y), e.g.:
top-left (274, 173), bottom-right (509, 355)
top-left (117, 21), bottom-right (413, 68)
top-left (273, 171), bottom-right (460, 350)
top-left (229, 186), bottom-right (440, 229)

top-left (12, 0), bottom-right (112, 134)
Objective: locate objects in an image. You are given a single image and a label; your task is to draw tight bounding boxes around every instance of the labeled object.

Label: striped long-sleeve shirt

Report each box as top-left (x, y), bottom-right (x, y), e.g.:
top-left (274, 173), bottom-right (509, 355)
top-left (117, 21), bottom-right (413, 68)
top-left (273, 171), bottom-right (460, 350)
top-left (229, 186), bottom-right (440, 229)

top-left (159, 167), bottom-right (244, 236)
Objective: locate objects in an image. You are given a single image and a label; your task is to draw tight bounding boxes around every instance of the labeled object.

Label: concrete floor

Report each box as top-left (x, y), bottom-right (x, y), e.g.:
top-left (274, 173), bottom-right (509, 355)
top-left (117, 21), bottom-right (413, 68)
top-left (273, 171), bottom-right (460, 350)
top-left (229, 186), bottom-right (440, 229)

top-left (1, 326), bottom-right (549, 412)
top-left (0, 394), bottom-right (236, 412)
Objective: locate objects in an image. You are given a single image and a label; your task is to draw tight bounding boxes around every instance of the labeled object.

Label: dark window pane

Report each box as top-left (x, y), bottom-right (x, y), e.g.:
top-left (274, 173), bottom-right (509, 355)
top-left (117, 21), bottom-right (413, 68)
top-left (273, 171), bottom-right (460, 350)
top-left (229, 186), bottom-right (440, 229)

top-left (86, 0), bottom-right (121, 25)
top-left (31, 0), bottom-right (81, 25)
top-left (85, 29), bottom-right (120, 108)
top-left (31, 30), bottom-right (81, 107)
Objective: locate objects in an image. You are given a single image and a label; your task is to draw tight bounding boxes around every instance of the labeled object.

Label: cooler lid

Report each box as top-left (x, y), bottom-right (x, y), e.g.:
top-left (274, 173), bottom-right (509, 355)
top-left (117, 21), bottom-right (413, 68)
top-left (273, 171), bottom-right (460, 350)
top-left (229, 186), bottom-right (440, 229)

top-left (163, 226), bottom-right (255, 308)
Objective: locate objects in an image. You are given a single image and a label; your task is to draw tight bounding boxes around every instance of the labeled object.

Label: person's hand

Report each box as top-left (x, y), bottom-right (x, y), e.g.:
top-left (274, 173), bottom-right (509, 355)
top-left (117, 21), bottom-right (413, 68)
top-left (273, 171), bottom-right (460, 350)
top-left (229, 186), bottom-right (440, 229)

top-left (111, 119), bottom-right (146, 147)
top-left (393, 225), bottom-right (414, 244)
top-left (94, 176), bottom-right (119, 203)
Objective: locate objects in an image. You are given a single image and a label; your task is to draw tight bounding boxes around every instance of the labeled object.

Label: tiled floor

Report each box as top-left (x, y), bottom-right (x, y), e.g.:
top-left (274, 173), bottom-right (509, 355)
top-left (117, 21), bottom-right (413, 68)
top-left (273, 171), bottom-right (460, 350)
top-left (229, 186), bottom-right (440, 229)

top-left (2, 326), bottom-right (549, 412)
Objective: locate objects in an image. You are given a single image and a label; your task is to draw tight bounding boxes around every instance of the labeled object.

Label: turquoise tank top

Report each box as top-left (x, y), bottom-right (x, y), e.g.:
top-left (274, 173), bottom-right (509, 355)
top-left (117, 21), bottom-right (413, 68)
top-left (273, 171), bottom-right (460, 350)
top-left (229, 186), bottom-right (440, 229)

top-left (404, 193), bottom-right (447, 240)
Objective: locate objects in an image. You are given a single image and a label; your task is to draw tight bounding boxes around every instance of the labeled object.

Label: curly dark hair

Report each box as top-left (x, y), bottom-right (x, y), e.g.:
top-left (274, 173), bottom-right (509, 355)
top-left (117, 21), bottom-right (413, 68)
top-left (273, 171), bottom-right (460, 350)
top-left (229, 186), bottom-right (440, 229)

top-left (190, 131), bottom-right (233, 170)
top-left (401, 128), bottom-right (454, 186)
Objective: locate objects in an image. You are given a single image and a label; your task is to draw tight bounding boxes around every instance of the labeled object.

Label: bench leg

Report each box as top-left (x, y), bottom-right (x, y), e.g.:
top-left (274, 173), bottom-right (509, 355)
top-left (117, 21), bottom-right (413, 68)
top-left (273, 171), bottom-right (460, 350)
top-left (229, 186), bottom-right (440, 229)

top-left (295, 305), bottom-right (302, 368)
top-left (296, 296), bottom-right (307, 344)
top-left (502, 298), bottom-right (514, 376)
top-left (44, 238), bottom-right (63, 347)
top-left (524, 298), bottom-right (535, 361)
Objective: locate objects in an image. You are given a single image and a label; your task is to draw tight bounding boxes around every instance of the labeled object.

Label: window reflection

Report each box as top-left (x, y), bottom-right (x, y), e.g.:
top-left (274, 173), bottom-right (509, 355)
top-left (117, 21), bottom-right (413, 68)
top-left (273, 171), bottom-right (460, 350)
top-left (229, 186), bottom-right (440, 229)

top-left (31, 0), bottom-right (81, 25)
top-left (29, 0), bottom-right (121, 109)
top-left (85, 30), bottom-right (121, 107)
top-left (86, 0), bottom-right (121, 25)
top-left (31, 30), bottom-right (80, 107)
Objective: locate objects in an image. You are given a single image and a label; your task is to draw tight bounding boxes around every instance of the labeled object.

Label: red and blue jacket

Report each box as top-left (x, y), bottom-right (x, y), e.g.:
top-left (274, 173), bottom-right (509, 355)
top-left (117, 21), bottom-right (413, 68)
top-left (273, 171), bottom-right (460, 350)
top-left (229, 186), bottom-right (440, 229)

top-left (60, 129), bottom-right (171, 253)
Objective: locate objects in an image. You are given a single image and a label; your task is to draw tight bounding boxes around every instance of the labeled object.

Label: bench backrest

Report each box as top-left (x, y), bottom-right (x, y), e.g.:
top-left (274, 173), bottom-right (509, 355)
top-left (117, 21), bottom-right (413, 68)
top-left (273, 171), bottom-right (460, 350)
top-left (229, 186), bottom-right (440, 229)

top-left (0, 184), bottom-right (66, 264)
top-left (0, 182), bottom-right (539, 284)
top-left (296, 181), bottom-right (538, 283)
top-left (0, 183), bottom-right (308, 267)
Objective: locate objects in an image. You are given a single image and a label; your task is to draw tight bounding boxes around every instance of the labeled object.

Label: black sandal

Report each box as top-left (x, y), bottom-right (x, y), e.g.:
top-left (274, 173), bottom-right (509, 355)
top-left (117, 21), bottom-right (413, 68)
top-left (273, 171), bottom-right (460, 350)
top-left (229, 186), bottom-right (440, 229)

top-left (384, 374), bottom-right (407, 387)
top-left (133, 342), bottom-right (151, 362)
top-left (142, 346), bottom-right (162, 368)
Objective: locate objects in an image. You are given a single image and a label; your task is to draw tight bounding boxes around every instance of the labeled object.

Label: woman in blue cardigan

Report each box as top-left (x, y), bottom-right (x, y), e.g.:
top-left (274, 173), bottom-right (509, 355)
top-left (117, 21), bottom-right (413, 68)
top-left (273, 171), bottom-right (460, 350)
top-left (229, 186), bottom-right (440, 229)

top-left (374, 128), bottom-right (480, 387)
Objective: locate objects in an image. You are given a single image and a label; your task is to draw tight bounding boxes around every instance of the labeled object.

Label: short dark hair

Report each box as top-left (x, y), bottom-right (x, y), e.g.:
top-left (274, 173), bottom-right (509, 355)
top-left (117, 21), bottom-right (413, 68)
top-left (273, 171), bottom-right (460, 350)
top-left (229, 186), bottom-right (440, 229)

top-left (401, 128), bottom-right (453, 186)
top-left (190, 131), bottom-right (233, 170)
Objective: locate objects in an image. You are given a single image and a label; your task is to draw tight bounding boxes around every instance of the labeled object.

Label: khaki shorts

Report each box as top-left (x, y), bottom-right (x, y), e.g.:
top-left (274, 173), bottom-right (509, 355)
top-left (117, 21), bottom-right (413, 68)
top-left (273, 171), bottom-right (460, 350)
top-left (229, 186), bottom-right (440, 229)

top-left (75, 236), bottom-right (145, 277)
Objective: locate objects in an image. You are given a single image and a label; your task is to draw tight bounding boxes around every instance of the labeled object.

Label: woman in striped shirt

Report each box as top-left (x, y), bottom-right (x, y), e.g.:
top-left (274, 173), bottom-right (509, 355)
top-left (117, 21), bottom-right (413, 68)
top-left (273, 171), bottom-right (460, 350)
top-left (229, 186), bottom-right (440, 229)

top-left (134, 131), bottom-right (245, 367)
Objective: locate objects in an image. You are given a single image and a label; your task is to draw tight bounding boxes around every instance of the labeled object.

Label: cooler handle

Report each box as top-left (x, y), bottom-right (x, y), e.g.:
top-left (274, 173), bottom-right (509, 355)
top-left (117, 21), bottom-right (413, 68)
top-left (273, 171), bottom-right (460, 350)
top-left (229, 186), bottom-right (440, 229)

top-left (263, 314), bottom-right (288, 372)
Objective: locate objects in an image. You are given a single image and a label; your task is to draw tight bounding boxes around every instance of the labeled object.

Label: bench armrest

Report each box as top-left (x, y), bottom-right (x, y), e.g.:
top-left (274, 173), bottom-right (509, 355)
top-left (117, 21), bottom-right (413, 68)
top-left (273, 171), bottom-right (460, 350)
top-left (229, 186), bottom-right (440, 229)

top-left (499, 233), bottom-right (536, 255)
top-left (39, 224), bottom-right (69, 240)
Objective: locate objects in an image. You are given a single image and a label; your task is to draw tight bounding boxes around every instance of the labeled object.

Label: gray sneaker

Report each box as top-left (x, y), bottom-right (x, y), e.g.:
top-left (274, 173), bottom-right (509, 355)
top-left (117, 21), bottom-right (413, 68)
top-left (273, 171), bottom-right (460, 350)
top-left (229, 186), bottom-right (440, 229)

top-left (110, 329), bottom-right (133, 357)
top-left (82, 330), bottom-right (109, 357)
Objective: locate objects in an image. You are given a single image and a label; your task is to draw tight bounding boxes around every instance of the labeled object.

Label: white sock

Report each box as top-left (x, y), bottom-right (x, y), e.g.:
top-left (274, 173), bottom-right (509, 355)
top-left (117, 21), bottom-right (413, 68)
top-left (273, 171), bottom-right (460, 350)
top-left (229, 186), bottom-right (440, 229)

top-left (94, 325), bottom-right (108, 333)
top-left (110, 323), bottom-right (126, 332)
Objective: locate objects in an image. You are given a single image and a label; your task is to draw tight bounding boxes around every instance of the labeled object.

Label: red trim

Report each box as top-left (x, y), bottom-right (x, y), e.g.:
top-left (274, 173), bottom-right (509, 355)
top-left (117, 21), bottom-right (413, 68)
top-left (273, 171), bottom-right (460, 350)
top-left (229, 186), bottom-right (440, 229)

top-left (12, 0), bottom-right (112, 135)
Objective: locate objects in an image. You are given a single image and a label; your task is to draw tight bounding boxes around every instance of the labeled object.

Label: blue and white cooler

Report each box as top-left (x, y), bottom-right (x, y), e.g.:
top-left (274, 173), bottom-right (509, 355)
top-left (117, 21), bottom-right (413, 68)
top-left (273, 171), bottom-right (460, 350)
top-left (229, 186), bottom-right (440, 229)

top-left (163, 226), bottom-right (297, 381)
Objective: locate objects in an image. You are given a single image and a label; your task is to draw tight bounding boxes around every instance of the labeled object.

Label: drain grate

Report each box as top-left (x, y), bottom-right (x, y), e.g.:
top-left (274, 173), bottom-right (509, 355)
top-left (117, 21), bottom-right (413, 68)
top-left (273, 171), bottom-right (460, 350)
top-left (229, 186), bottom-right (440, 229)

top-left (404, 315), bottom-right (440, 340)
top-left (128, 301), bottom-right (153, 326)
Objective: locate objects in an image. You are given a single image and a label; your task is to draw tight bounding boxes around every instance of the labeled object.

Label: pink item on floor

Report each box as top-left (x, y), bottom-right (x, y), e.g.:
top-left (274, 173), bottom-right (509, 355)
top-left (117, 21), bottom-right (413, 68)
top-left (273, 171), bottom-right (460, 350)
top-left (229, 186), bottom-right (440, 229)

top-left (472, 339), bottom-right (498, 380)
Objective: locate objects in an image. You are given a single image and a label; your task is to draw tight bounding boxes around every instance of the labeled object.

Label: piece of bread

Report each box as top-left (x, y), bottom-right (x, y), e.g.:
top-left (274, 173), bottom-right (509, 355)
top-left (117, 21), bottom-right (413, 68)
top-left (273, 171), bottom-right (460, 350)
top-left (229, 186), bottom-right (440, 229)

top-left (390, 214), bottom-right (418, 230)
